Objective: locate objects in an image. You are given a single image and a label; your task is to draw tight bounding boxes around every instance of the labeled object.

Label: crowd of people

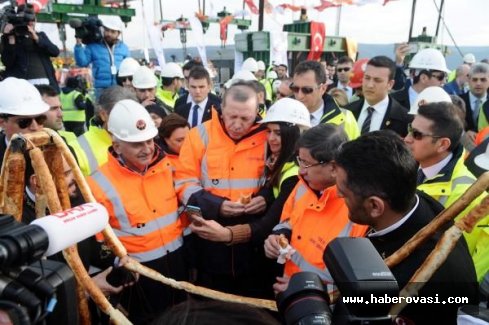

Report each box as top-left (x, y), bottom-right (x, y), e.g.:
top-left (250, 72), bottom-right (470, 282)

top-left (1, 7), bottom-right (489, 325)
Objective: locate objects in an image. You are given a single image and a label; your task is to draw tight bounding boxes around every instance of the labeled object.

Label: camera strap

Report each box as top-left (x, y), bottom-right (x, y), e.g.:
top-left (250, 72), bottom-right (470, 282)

top-left (105, 41), bottom-right (116, 76)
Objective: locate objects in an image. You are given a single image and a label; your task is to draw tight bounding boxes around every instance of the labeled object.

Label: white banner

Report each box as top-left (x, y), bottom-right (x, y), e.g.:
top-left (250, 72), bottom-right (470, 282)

top-left (270, 31), bottom-right (288, 66)
top-left (142, 0), bottom-right (166, 67)
top-left (234, 50), bottom-right (243, 73)
top-left (188, 16), bottom-right (208, 68)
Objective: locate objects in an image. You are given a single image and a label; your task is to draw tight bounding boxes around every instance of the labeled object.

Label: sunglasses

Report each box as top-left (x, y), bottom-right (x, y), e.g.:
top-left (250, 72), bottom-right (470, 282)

top-left (12, 115), bottom-right (47, 129)
top-left (430, 73), bottom-right (445, 81)
top-left (117, 76), bottom-right (133, 82)
top-left (407, 123), bottom-right (442, 141)
top-left (296, 156), bottom-right (327, 169)
top-left (337, 67), bottom-right (351, 73)
top-left (289, 84), bottom-right (321, 95)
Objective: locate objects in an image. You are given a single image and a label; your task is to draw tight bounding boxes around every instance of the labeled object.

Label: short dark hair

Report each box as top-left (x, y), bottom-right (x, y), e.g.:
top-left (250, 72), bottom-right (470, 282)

top-left (278, 64), bottom-right (288, 70)
top-left (182, 59), bottom-right (204, 72)
top-left (222, 81), bottom-right (258, 108)
top-left (188, 66), bottom-right (211, 84)
top-left (161, 77), bottom-right (177, 87)
top-left (336, 130), bottom-right (417, 212)
top-left (417, 102), bottom-right (463, 152)
top-left (297, 124), bottom-right (348, 163)
top-left (367, 56), bottom-right (396, 80)
top-left (337, 56), bottom-right (354, 66)
top-left (294, 61), bottom-right (327, 84)
top-left (35, 85), bottom-right (58, 97)
top-left (158, 113), bottom-right (190, 139)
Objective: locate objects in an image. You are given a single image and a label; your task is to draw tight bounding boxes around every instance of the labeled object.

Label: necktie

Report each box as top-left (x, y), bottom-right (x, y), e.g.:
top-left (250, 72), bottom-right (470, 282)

top-left (474, 99), bottom-right (482, 126)
top-left (191, 104), bottom-right (199, 128)
top-left (416, 169), bottom-right (425, 185)
top-left (361, 107), bottom-right (374, 135)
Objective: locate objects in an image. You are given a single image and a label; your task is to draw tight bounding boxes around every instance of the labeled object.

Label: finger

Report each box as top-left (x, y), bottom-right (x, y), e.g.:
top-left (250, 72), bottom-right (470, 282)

top-left (102, 266), bottom-right (113, 275)
top-left (111, 285), bottom-right (124, 294)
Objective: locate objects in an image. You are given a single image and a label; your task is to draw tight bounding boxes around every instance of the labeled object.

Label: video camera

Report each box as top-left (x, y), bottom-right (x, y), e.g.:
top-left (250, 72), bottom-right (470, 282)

top-left (276, 237), bottom-right (399, 325)
top-left (68, 16), bottom-right (103, 45)
top-left (0, 4), bottom-right (36, 38)
top-left (0, 203), bottom-right (109, 324)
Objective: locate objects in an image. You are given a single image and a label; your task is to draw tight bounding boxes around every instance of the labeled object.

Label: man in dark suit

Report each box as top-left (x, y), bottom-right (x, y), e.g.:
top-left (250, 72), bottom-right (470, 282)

top-left (174, 66), bottom-right (221, 128)
top-left (345, 56), bottom-right (410, 137)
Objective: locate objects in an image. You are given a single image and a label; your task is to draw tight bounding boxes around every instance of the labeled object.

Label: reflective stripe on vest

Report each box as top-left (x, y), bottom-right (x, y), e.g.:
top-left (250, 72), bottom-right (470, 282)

top-left (78, 134), bottom-right (99, 175)
top-left (61, 90), bottom-right (86, 122)
top-left (273, 220), bottom-right (292, 232)
top-left (290, 251), bottom-right (334, 283)
top-left (438, 175), bottom-right (475, 206)
top-left (294, 183), bottom-right (308, 202)
top-left (91, 170), bottom-right (182, 262)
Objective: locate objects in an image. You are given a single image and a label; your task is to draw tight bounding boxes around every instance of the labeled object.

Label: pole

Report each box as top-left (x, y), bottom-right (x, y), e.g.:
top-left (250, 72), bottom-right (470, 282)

top-left (435, 0), bottom-right (445, 39)
top-left (335, 5), bottom-right (342, 36)
top-left (408, 0), bottom-right (417, 41)
top-left (258, 0), bottom-right (264, 31)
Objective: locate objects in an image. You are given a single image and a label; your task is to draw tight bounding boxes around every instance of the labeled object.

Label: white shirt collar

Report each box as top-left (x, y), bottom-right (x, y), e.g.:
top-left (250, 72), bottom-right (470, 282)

top-left (469, 92), bottom-right (487, 106)
top-left (191, 97), bottom-right (208, 110)
top-left (310, 101), bottom-right (325, 127)
top-left (362, 95), bottom-right (389, 113)
top-left (25, 186), bottom-right (36, 202)
top-left (368, 194), bottom-right (420, 237)
top-left (421, 152), bottom-right (453, 180)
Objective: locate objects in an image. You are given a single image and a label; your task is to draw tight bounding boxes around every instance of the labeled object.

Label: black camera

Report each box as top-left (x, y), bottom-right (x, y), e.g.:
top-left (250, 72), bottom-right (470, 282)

top-left (276, 237), bottom-right (399, 325)
top-left (0, 215), bottom-right (78, 325)
top-left (1, 4), bottom-right (36, 37)
top-left (68, 16), bottom-right (103, 45)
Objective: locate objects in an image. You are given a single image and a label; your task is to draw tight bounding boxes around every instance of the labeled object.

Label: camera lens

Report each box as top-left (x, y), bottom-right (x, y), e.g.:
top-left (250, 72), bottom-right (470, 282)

top-left (276, 272), bottom-right (332, 325)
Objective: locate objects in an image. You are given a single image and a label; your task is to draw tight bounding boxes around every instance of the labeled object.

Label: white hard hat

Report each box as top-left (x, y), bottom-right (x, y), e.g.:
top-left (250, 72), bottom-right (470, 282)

top-left (224, 70), bottom-right (257, 88)
top-left (242, 57), bottom-right (258, 73)
top-left (409, 86), bottom-right (452, 115)
top-left (475, 144), bottom-right (489, 171)
top-left (257, 60), bottom-right (266, 71)
top-left (267, 70), bottom-right (278, 79)
top-left (259, 98), bottom-right (311, 129)
top-left (99, 15), bottom-right (123, 32)
top-left (463, 53), bottom-right (476, 64)
top-left (160, 62), bottom-right (184, 79)
top-left (0, 78), bottom-right (49, 116)
top-left (132, 66), bottom-right (158, 89)
top-left (118, 57), bottom-right (141, 77)
top-left (409, 48), bottom-right (449, 73)
top-left (108, 99), bottom-right (158, 142)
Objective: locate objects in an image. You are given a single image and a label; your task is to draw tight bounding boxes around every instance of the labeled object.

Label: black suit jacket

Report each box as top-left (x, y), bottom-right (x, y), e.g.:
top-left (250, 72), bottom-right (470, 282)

top-left (460, 92), bottom-right (477, 132)
top-left (345, 96), bottom-right (411, 137)
top-left (390, 87), bottom-right (410, 111)
top-left (174, 93), bottom-right (221, 125)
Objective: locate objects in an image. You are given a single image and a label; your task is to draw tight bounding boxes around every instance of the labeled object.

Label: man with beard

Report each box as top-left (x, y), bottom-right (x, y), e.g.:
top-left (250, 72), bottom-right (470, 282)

top-left (74, 15), bottom-right (129, 99)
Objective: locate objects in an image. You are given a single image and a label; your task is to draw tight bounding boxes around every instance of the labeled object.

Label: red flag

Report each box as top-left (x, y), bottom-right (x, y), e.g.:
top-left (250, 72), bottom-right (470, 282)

top-left (220, 15), bottom-right (234, 43)
top-left (17, 0), bottom-right (49, 13)
top-left (279, 3), bottom-right (303, 11)
top-left (244, 0), bottom-right (259, 14)
top-left (314, 0), bottom-right (340, 11)
top-left (307, 22), bottom-right (325, 61)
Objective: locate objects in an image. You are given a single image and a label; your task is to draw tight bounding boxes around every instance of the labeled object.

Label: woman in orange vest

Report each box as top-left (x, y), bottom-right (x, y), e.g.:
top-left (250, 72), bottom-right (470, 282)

top-left (264, 124), bottom-right (368, 293)
top-left (87, 100), bottom-right (188, 324)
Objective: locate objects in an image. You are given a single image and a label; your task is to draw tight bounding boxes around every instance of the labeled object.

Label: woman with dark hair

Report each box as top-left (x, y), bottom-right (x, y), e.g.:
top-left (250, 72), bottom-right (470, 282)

top-left (158, 113), bottom-right (190, 165)
top-left (189, 98), bottom-right (311, 245)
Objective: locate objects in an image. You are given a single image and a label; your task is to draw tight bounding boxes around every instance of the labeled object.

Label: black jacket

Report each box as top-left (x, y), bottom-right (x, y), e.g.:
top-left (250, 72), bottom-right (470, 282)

top-left (174, 92), bottom-right (221, 125)
top-left (345, 96), bottom-right (411, 137)
top-left (1, 32), bottom-right (60, 92)
top-left (460, 92), bottom-right (479, 132)
top-left (390, 87), bottom-right (410, 111)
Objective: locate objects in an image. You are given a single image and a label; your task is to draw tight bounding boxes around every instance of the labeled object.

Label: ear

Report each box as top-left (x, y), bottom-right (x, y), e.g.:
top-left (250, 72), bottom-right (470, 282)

top-left (436, 137), bottom-right (451, 153)
top-left (364, 196), bottom-right (385, 220)
top-left (319, 82), bottom-right (327, 97)
top-left (329, 161), bottom-right (337, 178)
top-left (29, 174), bottom-right (37, 189)
top-left (112, 140), bottom-right (121, 155)
top-left (99, 109), bottom-right (109, 123)
top-left (386, 79), bottom-right (395, 91)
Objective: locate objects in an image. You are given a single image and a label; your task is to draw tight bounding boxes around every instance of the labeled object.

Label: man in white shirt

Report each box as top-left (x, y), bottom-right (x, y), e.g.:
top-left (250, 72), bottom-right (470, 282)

top-left (461, 63), bottom-right (489, 135)
top-left (334, 56), bottom-right (354, 100)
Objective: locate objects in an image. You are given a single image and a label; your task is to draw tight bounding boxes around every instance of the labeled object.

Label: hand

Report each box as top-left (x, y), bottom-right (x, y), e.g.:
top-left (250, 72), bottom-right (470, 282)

top-left (273, 276), bottom-right (290, 295)
top-left (3, 23), bottom-right (14, 34)
top-left (141, 98), bottom-right (156, 107)
top-left (465, 130), bottom-right (477, 144)
top-left (189, 216), bottom-right (232, 242)
top-left (244, 196), bottom-right (266, 214)
top-left (219, 200), bottom-right (245, 217)
top-left (118, 255), bottom-right (140, 282)
top-left (91, 267), bottom-right (125, 296)
top-left (395, 43), bottom-right (410, 65)
top-left (264, 234), bottom-right (282, 259)
top-left (27, 25), bottom-right (38, 42)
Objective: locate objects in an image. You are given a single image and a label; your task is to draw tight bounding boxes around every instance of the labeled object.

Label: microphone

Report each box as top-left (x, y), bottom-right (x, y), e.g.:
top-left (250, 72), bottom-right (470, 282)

top-left (68, 18), bottom-right (83, 29)
top-left (0, 203), bottom-right (109, 268)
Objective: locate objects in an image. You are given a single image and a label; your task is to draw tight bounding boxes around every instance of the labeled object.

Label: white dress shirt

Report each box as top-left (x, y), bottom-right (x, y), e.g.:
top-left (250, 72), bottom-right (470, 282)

top-left (309, 101), bottom-right (325, 127)
top-left (338, 82), bottom-right (353, 100)
top-left (187, 97), bottom-right (209, 126)
top-left (420, 153), bottom-right (453, 180)
top-left (357, 96), bottom-right (390, 133)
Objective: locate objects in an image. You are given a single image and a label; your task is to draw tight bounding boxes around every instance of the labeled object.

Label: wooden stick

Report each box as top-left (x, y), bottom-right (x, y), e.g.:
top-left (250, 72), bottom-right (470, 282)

top-left (3, 150), bottom-right (26, 221)
top-left (384, 172), bottom-right (489, 268)
top-left (43, 145), bottom-right (70, 211)
top-left (389, 195), bottom-right (489, 317)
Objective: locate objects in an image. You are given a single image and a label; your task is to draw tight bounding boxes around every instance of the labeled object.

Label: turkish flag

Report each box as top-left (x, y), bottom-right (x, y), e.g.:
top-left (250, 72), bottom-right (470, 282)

top-left (307, 22), bottom-right (325, 61)
top-left (244, 0), bottom-right (259, 14)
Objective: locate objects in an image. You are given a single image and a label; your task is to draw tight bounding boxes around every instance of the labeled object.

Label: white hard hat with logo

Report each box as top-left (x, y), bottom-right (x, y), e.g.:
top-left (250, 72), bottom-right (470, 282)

top-left (242, 57), bottom-right (258, 73)
top-left (259, 98), bottom-right (311, 129)
top-left (0, 77), bottom-right (49, 116)
top-left (224, 70), bottom-right (257, 88)
top-left (108, 99), bottom-right (158, 142)
top-left (409, 86), bottom-right (452, 115)
top-left (99, 15), bottom-right (123, 32)
top-left (160, 62), bottom-right (184, 78)
top-left (118, 58), bottom-right (140, 77)
top-left (257, 60), bottom-right (266, 71)
top-left (132, 66), bottom-right (158, 89)
top-left (463, 53), bottom-right (476, 64)
top-left (409, 48), bottom-right (449, 73)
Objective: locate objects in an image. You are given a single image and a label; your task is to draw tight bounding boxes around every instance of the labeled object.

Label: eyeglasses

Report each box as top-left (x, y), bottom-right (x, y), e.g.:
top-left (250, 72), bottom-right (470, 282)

top-left (337, 67), bottom-right (351, 73)
top-left (296, 156), bottom-right (327, 169)
top-left (289, 84), bottom-right (321, 95)
top-left (407, 123), bottom-right (442, 140)
top-left (11, 115), bottom-right (47, 129)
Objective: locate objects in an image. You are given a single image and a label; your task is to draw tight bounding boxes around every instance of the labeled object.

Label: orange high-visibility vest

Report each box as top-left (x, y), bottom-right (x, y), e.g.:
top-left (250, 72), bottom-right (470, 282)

top-left (175, 109), bottom-right (268, 204)
top-left (87, 152), bottom-right (188, 262)
top-left (274, 181), bottom-right (368, 283)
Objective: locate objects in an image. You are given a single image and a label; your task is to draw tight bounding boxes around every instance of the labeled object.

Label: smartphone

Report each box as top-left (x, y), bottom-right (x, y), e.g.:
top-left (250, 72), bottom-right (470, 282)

top-left (185, 205), bottom-right (204, 226)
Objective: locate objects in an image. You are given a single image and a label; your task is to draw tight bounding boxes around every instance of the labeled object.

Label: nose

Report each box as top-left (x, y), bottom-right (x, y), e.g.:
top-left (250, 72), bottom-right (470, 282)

top-left (299, 166), bottom-right (307, 176)
top-left (404, 132), bottom-right (413, 144)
